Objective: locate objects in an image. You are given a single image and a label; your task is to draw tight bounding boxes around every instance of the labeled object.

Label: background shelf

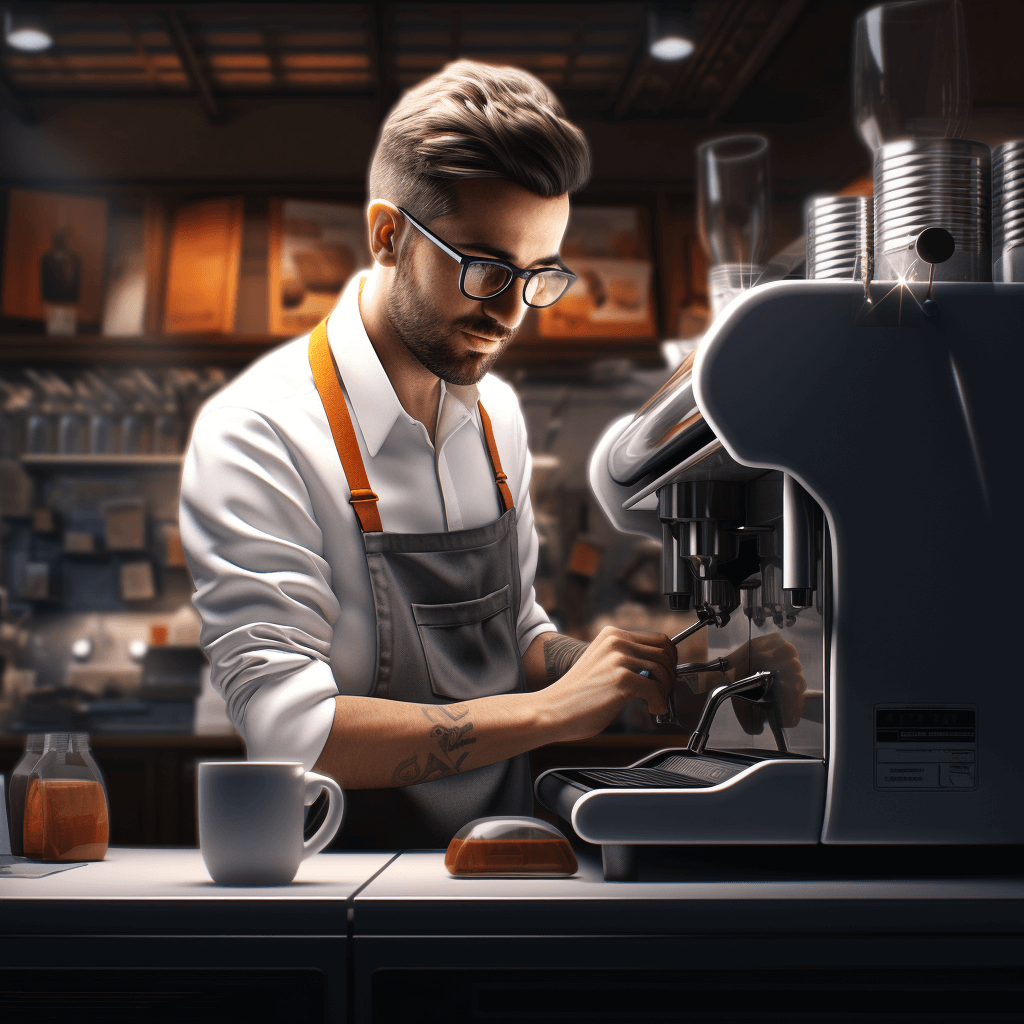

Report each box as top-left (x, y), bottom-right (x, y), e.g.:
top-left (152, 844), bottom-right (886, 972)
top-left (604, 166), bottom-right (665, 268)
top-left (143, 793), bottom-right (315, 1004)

top-left (20, 453), bottom-right (185, 470)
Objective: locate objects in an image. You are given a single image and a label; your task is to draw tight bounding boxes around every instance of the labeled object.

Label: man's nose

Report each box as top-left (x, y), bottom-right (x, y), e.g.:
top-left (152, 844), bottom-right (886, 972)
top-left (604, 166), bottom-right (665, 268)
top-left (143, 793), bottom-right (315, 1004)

top-left (481, 284), bottom-right (527, 331)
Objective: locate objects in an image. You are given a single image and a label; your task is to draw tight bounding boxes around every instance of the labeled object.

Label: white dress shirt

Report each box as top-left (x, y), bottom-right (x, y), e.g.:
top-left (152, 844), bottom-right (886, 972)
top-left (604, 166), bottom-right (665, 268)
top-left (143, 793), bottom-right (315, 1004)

top-left (179, 271), bottom-right (555, 769)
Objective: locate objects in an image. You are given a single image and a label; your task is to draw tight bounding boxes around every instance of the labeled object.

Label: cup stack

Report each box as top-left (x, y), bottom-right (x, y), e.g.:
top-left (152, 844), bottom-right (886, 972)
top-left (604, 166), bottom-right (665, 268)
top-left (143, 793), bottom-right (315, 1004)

top-left (992, 140), bottom-right (1024, 282)
top-left (873, 138), bottom-right (990, 282)
top-left (805, 195), bottom-right (873, 281)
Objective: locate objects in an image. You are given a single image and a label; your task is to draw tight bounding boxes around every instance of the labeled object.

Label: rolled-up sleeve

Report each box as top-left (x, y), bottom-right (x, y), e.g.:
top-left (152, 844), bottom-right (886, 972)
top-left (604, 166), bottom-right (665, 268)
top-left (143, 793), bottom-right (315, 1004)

top-left (180, 405), bottom-right (339, 769)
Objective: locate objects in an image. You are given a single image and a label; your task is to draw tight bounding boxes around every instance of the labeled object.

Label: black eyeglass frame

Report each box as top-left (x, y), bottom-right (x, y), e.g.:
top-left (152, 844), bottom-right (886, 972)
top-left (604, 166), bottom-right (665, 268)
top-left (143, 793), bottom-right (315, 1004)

top-left (397, 206), bottom-right (577, 308)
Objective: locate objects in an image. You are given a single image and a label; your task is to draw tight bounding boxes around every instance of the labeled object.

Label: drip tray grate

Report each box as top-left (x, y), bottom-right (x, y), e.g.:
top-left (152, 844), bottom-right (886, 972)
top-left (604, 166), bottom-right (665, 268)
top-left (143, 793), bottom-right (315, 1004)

top-left (658, 755), bottom-right (742, 783)
top-left (563, 757), bottom-right (743, 790)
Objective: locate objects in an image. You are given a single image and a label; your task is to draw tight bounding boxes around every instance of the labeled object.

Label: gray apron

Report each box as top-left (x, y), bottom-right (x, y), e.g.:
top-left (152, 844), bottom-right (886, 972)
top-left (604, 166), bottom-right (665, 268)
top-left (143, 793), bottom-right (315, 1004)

top-left (309, 319), bottom-right (532, 849)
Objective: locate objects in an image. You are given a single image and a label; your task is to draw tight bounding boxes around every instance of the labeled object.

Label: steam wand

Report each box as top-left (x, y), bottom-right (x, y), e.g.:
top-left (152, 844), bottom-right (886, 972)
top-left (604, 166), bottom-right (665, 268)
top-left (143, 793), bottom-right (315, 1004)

top-left (687, 670), bottom-right (776, 754)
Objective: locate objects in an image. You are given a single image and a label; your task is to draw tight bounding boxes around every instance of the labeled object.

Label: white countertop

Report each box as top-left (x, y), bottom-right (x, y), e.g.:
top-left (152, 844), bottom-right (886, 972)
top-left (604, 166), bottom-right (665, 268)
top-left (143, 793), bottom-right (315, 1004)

top-left (2, 847), bottom-right (1023, 939)
top-left (4, 847), bottom-right (1023, 904)
top-left (0, 847), bottom-right (395, 900)
top-left (358, 850), bottom-right (1024, 902)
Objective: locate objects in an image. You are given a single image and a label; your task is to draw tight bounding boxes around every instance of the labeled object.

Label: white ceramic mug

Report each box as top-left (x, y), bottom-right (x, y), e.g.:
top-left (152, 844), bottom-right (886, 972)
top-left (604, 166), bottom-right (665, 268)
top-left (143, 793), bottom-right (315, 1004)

top-left (198, 761), bottom-right (344, 886)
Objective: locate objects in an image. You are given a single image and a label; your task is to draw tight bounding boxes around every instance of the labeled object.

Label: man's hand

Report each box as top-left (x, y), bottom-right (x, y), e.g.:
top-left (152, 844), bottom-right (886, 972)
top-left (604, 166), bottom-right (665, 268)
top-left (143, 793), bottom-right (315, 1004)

top-left (537, 626), bottom-right (677, 743)
top-left (315, 626), bottom-right (678, 788)
top-left (726, 632), bottom-right (807, 734)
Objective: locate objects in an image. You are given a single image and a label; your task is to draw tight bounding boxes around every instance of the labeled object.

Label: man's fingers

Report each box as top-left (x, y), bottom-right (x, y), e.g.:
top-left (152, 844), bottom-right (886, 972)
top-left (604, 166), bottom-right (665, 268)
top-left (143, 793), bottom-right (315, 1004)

top-left (627, 643), bottom-right (676, 690)
top-left (634, 668), bottom-right (670, 715)
top-left (622, 630), bottom-right (675, 646)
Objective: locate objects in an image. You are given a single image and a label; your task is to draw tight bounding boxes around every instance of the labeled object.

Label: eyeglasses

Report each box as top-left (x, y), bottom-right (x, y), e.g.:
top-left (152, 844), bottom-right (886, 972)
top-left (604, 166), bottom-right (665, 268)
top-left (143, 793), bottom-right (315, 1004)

top-left (397, 206), bottom-right (577, 308)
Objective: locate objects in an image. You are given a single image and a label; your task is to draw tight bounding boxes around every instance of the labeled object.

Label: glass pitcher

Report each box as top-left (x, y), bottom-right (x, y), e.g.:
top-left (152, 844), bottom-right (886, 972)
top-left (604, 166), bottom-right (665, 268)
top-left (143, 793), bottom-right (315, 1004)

top-left (697, 134), bottom-right (772, 317)
top-left (23, 732), bottom-right (109, 862)
top-left (854, 0), bottom-right (970, 153)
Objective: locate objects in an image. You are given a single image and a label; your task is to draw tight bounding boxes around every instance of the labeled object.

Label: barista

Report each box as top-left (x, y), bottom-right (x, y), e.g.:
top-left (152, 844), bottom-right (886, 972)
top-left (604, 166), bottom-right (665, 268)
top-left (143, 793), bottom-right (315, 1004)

top-left (180, 61), bottom-right (803, 850)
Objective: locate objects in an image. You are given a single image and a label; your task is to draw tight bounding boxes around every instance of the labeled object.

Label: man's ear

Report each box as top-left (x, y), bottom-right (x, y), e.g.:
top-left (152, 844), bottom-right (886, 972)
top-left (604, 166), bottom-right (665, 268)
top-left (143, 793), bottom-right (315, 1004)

top-left (366, 200), bottom-right (402, 268)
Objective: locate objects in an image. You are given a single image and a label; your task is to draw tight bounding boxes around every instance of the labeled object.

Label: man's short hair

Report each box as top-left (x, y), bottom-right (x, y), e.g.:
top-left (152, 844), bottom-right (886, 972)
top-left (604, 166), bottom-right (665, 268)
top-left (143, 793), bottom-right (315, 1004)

top-left (368, 60), bottom-right (591, 224)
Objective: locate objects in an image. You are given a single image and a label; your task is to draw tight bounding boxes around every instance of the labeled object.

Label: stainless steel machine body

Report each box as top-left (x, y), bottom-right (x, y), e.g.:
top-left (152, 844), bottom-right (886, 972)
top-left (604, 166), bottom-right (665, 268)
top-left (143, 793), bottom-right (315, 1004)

top-left (537, 279), bottom-right (1023, 870)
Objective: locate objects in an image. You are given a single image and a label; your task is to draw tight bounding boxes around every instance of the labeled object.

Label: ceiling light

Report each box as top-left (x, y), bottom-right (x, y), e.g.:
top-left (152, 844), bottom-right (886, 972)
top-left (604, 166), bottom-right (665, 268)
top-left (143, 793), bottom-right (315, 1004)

top-left (4, 9), bottom-right (54, 52)
top-left (649, 10), bottom-right (695, 62)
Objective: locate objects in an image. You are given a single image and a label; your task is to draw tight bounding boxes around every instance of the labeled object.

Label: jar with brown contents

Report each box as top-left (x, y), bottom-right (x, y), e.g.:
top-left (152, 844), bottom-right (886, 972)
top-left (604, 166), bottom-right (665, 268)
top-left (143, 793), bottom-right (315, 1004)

top-left (22, 732), bottom-right (109, 862)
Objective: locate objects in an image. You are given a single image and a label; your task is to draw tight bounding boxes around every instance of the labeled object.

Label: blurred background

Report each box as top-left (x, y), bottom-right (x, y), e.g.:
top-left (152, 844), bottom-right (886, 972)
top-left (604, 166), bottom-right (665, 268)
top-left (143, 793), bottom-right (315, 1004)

top-left (1, 0), bottom-right (1022, 843)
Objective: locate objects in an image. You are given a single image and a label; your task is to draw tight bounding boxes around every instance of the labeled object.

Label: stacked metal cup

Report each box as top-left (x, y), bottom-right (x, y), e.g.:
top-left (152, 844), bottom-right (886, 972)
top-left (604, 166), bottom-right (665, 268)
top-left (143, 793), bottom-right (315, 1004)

top-left (992, 140), bottom-right (1024, 282)
top-left (805, 195), bottom-right (874, 281)
top-left (873, 138), bottom-right (990, 282)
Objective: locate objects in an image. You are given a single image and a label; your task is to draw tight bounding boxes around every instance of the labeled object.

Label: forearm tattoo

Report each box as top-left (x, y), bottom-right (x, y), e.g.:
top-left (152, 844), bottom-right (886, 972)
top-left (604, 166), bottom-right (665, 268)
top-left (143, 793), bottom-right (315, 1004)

top-left (543, 633), bottom-right (590, 683)
top-left (391, 703), bottom-right (478, 786)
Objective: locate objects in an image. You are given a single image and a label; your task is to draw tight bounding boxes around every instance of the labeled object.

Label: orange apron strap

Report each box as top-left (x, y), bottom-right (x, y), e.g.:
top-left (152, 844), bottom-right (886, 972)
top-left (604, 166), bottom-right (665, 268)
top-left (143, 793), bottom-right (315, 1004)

top-left (308, 318), bottom-right (384, 533)
top-left (477, 401), bottom-right (515, 514)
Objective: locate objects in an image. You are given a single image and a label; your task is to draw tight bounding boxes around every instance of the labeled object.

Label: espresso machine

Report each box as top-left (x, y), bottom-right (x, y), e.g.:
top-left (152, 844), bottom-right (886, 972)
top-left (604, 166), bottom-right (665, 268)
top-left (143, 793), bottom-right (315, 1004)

top-left (536, 0), bottom-right (1024, 879)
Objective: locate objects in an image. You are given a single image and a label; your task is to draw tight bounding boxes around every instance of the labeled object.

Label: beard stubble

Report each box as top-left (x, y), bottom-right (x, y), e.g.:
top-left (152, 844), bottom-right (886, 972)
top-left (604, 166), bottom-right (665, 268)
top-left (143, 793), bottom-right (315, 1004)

top-left (385, 258), bottom-right (515, 386)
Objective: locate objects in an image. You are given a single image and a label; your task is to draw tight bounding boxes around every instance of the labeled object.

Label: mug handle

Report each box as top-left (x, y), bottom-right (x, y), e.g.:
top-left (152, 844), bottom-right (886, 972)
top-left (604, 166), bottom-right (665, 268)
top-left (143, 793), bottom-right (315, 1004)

top-left (302, 772), bottom-right (345, 858)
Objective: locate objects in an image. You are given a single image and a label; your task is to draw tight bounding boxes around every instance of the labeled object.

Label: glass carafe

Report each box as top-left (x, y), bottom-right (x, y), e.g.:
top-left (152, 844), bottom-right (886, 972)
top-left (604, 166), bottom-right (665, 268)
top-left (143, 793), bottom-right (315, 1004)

top-left (23, 732), bottom-right (109, 862)
top-left (696, 134), bottom-right (771, 317)
top-left (7, 733), bottom-right (45, 857)
top-left (854, 0), bottom-right (970, 153)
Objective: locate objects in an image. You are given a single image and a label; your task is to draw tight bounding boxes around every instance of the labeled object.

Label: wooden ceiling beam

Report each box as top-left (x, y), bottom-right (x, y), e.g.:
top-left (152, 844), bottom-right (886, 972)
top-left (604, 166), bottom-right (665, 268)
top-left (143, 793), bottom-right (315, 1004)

top-left (608, 4), bottom-right (653, 120)
top-left (708, 0), bottom-right (810, 122)
top-left (164, 9), bottom-right (221, 122)
top-left (449, 6), bottom-right (462, 61)
top-left (372, 0), bottom-right (394, 119)
top-left (664, 0), bottom-right (751, 114)
top-left (561, 20), bottom-right (587, 94)
top-left (121, 14), bottom-right (161, 86)
top-left (263, 28), bottom-right (284, 91)
top-left (0, 63), bottom-right (35, 123)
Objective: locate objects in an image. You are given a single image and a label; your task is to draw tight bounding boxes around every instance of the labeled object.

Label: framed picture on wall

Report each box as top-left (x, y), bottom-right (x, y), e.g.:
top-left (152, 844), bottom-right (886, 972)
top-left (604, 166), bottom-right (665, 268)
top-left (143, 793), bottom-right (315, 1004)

top-left (537, 206), bottom-right (656, 339)
top-left (162, 197), bottom-right (244, 335)
top-left (268, 199), bottom-right (370, 336)
top-left (2, 188), bottom-right (108, 325)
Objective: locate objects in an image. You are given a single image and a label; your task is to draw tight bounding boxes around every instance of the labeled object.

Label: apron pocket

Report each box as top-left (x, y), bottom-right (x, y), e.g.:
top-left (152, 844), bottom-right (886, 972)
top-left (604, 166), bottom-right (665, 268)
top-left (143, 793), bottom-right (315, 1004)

top-left (412, 585), bottom-right (523, 701)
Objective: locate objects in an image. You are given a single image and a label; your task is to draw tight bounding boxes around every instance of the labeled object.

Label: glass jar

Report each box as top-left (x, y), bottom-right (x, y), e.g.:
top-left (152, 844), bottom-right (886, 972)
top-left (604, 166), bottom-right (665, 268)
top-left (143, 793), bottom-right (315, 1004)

top-left (23, 732), bottom-right (109, 862)
top-left (7, 733), bottom-right (45, 857)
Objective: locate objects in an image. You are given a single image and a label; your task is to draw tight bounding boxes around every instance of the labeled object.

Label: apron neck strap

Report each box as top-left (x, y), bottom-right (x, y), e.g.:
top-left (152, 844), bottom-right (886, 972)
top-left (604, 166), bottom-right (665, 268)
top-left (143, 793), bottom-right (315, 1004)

top-left (308, 315), bottom-right (514, 533)
top-left (477, 400), bottom-right (515, 515)
top-left (309, 317), bottom-right (384, 533)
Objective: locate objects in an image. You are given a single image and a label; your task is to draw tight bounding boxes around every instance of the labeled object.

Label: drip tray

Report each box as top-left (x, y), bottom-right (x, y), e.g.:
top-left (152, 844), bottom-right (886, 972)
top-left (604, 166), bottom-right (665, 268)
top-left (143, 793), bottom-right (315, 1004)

top-left (558, 753), bottom-right (745, 791)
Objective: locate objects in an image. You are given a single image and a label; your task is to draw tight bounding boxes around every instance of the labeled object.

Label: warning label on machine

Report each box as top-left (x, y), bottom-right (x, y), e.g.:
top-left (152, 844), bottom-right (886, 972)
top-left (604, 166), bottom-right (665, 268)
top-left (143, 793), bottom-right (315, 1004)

top-left (874, 706), bottom-right (977, 791)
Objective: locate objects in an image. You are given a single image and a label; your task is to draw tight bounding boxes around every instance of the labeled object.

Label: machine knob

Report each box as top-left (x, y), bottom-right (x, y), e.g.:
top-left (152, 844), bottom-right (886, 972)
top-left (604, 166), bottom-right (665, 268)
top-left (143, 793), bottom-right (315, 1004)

top-left (915, 227), bottom-right (955, 316)
top-left (915, 227), bottom-right (955, 265)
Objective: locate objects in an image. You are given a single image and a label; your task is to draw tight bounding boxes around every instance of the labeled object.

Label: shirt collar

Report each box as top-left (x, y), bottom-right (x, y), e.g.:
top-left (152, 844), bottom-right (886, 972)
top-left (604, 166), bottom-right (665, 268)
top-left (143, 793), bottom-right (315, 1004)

top-left (326, 271), bottom-right (480, 457)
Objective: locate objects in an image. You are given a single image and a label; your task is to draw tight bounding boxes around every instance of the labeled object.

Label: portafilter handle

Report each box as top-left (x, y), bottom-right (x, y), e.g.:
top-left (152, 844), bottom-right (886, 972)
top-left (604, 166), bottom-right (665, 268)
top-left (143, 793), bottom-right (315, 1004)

top-left (668, 604), bottom-right (726, 646)
top-left (645, 607), bottom-right (731, 726)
